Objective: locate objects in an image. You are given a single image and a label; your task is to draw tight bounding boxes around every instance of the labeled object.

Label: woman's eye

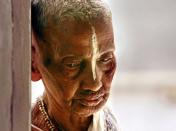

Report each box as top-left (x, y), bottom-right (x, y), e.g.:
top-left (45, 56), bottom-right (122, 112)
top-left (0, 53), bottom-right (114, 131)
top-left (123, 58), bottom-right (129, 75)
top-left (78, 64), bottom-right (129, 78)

top-left (65, 62), bottom-right (80, 68)
top-left (100, 57), bottom-right (113, 63)
top-left (61, 57), bottom-right (82, 78)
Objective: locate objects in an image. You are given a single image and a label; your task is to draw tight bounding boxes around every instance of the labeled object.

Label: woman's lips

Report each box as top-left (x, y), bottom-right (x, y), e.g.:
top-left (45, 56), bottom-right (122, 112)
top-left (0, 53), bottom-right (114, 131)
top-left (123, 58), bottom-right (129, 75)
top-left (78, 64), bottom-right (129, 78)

top-left (77, 94), bottom-right (104, 106)
top-left (74, 87), bottom-right (106, 106)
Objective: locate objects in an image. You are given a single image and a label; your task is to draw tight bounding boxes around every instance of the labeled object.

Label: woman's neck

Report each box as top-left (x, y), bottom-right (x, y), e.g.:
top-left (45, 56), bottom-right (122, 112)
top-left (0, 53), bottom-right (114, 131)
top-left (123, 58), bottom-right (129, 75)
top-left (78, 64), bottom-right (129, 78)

top-left (43, 93), bottom-right (92, 131)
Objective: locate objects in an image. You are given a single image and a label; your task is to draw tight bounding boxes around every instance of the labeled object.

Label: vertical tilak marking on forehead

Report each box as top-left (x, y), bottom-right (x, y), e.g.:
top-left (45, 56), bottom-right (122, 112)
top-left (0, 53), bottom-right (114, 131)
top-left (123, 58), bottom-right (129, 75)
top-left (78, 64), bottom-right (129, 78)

top-left (91, 26), bottom-right (99, 80)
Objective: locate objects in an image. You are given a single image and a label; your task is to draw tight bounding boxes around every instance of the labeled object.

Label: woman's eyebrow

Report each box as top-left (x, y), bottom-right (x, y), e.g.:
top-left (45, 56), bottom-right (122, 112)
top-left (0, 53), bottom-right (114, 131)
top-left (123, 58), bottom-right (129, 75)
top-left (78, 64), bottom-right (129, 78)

top-left (99, 49), bottom-right (115, 56)
top-left (61, 55), bottom-right (82, 60)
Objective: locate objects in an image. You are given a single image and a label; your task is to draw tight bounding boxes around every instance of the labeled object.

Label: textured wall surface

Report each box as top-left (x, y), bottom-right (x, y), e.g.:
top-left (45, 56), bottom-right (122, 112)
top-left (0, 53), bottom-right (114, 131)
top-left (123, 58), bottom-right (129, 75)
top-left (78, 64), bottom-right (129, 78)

top-left (0, 0), bottom-right (30, 130)
top-left (0, 0), bottom-right (13, 130)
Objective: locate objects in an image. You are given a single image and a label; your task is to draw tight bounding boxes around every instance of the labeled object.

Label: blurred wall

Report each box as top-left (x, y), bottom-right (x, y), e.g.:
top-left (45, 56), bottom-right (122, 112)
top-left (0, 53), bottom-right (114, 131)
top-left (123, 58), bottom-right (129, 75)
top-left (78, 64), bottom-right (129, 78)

top-left (107, 0), bottom-right (176, 71)
top-left (104, 0), bottom-right (176, 97)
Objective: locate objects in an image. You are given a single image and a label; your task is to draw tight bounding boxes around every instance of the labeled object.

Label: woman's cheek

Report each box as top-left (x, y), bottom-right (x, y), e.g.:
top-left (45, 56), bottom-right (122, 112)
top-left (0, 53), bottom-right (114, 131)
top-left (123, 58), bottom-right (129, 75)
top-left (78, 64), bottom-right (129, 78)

top-left (103, 60), bottom-right (116, 85)
top-left (105, 59), bottom-right (116, 75)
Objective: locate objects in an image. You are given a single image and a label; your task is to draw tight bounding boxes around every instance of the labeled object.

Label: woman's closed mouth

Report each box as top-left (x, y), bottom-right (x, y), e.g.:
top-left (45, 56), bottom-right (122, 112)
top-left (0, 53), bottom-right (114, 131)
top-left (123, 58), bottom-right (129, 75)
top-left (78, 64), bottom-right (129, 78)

top-left (77, 93), bottom-right (104, 106)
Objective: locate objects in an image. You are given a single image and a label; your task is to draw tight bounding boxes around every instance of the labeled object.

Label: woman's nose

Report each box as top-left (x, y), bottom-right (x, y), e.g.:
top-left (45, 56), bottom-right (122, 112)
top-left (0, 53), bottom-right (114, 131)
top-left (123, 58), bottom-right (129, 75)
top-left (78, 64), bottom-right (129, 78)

top-left (80, 64), bottom-right (102, 92)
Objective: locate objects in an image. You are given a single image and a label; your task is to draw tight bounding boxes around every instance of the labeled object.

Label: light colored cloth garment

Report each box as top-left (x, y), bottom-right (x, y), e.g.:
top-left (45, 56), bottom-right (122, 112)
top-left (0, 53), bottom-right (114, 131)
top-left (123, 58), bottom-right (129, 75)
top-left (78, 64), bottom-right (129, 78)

top-left (88, 107), bottom-right (120, 131)
top-left (32, 100), bottom-right (120, 131)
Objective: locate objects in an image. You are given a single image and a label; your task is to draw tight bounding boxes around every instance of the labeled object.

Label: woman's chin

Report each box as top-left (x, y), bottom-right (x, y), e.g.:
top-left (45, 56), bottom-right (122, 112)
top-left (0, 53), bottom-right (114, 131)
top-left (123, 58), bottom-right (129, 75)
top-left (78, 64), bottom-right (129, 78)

top-left (71, 94), bottom-right (109, 117)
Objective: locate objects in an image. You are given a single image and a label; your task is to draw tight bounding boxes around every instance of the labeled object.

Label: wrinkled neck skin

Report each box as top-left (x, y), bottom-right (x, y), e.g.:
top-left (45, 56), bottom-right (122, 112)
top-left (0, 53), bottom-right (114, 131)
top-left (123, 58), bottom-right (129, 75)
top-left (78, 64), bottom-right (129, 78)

top-left (43, 92), bottom-right (92, 131)
top-left (42, 25), bottom-right (98, 131)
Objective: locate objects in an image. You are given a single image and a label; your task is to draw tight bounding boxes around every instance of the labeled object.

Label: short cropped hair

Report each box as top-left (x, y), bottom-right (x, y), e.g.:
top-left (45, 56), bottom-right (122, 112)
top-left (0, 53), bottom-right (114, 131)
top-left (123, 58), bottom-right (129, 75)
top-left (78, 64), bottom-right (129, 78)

top-left (32, 0), bottom-right (111, 40)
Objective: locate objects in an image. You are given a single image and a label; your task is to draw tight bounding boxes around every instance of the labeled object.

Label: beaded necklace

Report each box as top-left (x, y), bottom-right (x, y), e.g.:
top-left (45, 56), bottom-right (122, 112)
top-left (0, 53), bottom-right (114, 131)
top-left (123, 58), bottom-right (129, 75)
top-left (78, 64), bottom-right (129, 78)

top-left (37, 98), bottom-right (56, 131)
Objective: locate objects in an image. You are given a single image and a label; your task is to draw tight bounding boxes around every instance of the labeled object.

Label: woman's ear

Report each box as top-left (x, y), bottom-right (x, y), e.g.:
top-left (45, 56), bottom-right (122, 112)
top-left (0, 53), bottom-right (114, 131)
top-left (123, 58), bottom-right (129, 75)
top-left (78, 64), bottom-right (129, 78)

top-left (31, 31), bottom-right (42, 81)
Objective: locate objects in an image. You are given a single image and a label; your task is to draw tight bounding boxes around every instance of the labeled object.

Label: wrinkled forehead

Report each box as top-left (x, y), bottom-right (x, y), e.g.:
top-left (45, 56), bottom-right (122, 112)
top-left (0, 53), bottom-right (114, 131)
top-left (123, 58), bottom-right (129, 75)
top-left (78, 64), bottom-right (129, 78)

top-left (43, 14), bottom-right (113, 40)
top-left (43, 12), bottom-right (112, 35)
top-left (38, 16), bottom-right (114, 59)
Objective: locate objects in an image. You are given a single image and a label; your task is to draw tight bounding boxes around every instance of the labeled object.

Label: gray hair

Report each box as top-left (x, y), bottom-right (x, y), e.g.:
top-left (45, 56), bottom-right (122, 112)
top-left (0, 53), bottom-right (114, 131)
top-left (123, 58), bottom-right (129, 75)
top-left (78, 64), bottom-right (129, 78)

top-left (32, 0), bottom-right (111, 40)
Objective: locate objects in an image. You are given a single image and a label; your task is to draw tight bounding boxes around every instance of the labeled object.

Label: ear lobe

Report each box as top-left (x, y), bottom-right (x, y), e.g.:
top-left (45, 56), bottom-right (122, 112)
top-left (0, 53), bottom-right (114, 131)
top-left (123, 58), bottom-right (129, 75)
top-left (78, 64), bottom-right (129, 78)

top-left (31, 31), bottom-right (42, 81)
top-left (31, 53), bottom-right (41, 81)
top-left (31, 66), bottom-right (41, 81)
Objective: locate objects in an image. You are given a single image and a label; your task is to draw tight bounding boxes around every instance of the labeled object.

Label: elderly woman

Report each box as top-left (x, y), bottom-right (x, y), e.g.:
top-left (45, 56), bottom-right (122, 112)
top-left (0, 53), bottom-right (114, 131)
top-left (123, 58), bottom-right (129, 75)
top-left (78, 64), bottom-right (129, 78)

top-left (31, 0), bottom-right (119, 130)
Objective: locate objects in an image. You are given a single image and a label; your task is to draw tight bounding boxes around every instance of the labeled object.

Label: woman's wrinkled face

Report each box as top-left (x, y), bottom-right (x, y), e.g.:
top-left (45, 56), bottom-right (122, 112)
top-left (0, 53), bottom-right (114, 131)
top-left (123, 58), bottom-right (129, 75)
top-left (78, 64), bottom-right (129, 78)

top-left (36, 17), bottom-right (116, 117)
